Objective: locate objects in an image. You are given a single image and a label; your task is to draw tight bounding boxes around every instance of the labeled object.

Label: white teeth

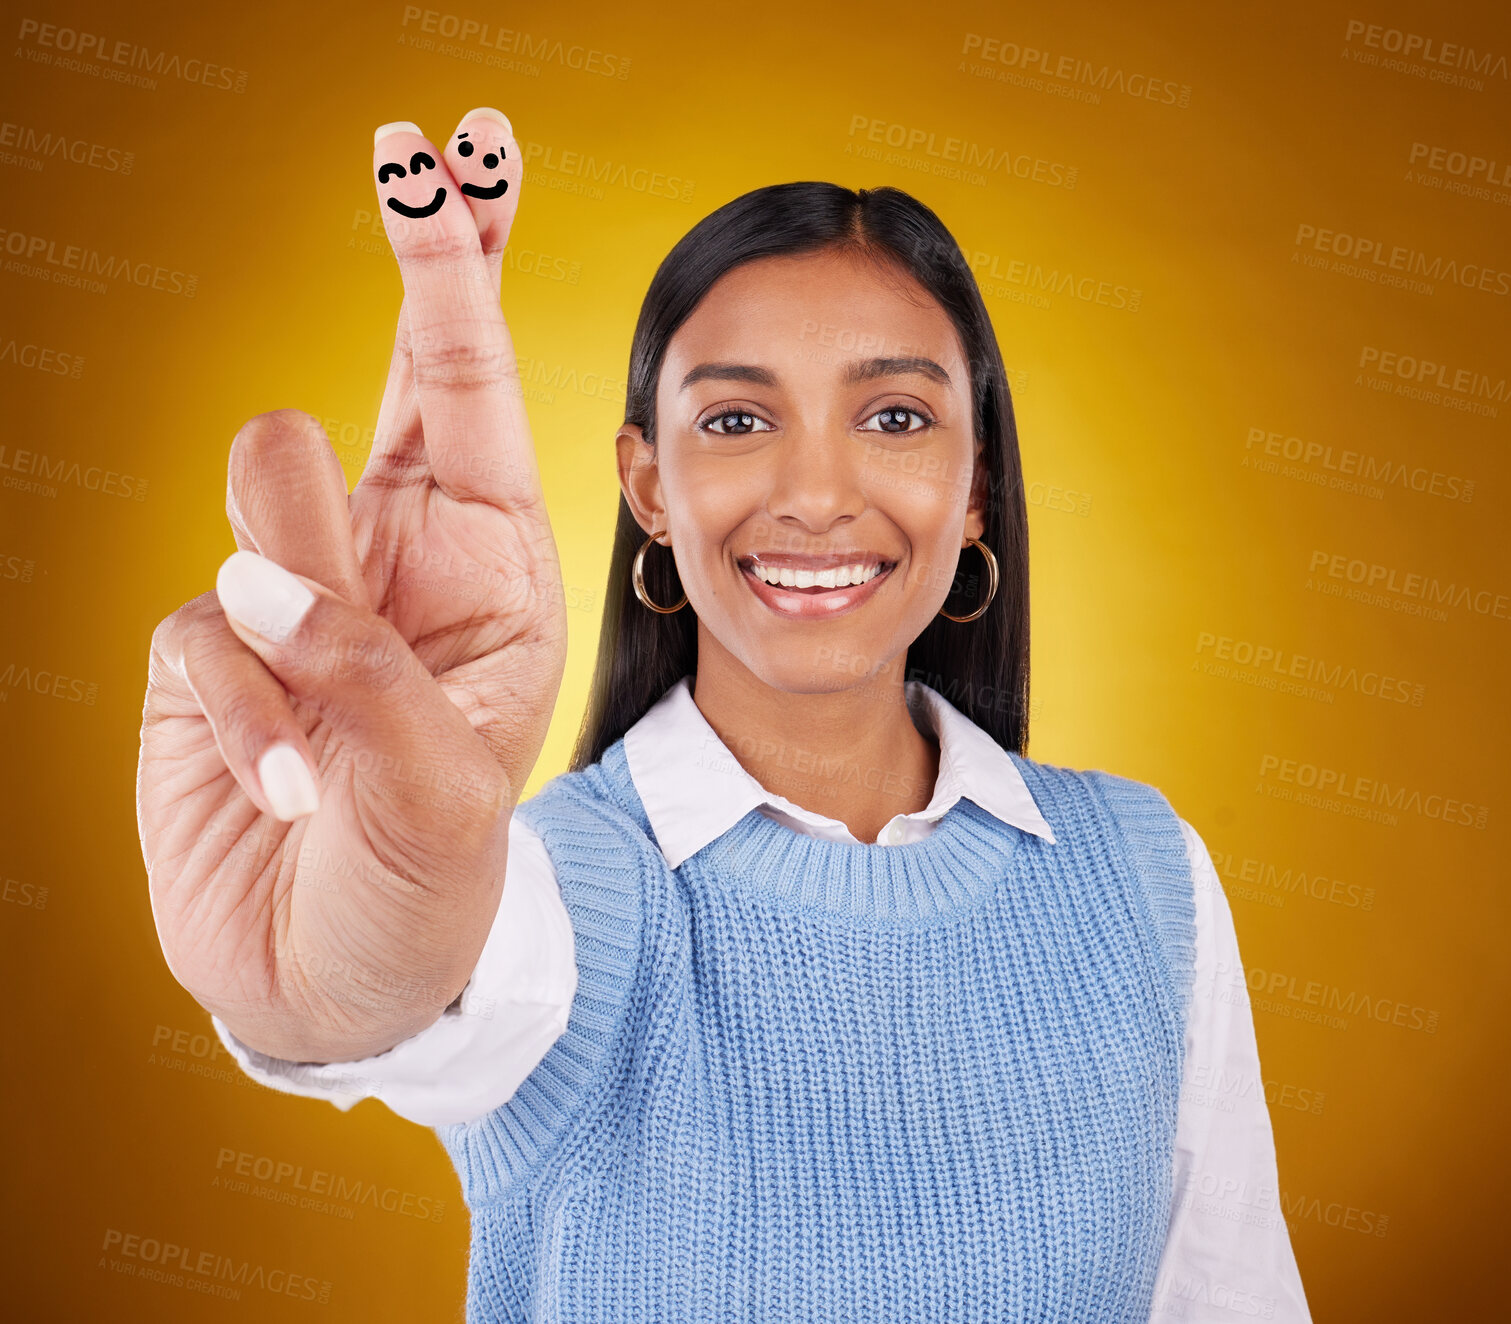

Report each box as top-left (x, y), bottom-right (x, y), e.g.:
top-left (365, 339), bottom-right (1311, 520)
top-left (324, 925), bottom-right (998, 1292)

top-left (749, 562), bottom-right (883, 589)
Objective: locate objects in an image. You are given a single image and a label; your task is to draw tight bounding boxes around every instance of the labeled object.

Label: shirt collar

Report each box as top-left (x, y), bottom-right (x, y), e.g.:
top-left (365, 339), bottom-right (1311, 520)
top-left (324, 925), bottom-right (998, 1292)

top-left (623, 675), bottom-right (1057, 868)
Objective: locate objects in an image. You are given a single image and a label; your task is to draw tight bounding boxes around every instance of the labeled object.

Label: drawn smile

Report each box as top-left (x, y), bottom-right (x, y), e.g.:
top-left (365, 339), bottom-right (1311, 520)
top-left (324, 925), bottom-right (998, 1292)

top-left (378, 151), bottom-right (444, 219)
top-left (454, 132), bottom-right (509, 202)
top-left (461, 179), bottom-right (509, 200)
top-left (386, 189), bottom-right (446, 218)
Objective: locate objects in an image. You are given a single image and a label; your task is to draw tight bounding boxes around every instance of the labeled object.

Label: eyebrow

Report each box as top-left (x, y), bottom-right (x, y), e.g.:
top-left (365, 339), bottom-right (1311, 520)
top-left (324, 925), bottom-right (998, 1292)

top-left (678, 355), bottom-right (952, 392)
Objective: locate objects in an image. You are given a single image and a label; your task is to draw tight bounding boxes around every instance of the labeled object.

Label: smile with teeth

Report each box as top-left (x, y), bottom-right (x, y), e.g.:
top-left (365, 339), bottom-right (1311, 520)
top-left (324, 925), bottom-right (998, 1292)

top-left (740, 556), bottom-right (896, 595)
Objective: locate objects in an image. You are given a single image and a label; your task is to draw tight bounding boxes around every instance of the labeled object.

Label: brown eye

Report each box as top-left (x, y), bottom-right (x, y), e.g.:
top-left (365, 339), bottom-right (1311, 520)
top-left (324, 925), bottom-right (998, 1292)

top-left (859, 406), bottom-right (934, 434)
top-left (701, 411), bottom-right (772, 436)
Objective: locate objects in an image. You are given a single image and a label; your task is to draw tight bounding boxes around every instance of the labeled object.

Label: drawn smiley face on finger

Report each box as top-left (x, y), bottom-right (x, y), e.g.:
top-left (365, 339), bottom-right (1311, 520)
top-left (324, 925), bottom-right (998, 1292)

top-left (379, 150), bottom-right (446, 218)
top-left (454, 132), bottom-right (510, 200)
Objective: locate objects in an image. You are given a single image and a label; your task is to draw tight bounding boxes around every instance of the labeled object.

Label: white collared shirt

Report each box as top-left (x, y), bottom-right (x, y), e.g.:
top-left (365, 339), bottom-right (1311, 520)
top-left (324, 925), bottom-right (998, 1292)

top-left (214, 676), bottom-right (1311, 1321)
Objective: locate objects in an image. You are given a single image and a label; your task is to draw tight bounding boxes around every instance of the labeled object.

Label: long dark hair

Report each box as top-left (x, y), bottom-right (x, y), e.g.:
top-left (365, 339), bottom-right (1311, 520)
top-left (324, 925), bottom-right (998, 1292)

top-left (569, 181), bottom-right (1030, 770)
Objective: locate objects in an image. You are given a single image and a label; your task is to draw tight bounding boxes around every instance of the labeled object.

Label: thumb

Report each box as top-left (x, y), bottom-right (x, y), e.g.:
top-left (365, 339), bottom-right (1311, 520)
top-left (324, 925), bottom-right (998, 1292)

top-left (214, 549), bottom-right (509, 823)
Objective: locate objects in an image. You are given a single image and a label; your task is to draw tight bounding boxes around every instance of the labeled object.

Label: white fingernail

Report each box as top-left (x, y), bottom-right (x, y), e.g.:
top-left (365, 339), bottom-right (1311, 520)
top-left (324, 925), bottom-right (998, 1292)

top-left (258, 743), bottom-right (321, 821)
top-left (217, 551), bottom-right (315, 643)
top-left (375, 120), bottom-right (423, 145)
top-left (460, 106), bottom-right (512, 136)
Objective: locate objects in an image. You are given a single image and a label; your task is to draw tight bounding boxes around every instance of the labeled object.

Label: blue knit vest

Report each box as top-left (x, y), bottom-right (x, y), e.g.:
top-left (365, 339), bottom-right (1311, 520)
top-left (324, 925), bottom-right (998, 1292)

top-left (435, 736), bottom-right (1196, 1322)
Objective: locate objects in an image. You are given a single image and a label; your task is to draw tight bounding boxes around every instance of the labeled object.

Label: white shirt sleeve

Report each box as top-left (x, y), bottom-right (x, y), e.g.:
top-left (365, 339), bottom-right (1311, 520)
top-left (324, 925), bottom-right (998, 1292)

top-left (1146, 819), bottom-right (1312, 1322)
top-left (211, 812), bottom-right (578, 1128)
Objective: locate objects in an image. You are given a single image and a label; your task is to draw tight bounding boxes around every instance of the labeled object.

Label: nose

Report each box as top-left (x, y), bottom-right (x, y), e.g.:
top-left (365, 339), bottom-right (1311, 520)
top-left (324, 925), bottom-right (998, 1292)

top-left (762, 424), bottom-right (866, 536)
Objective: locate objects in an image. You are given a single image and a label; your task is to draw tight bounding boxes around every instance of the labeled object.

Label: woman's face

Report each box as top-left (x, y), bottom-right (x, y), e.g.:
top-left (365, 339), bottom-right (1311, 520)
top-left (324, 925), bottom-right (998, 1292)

top-left (618, 245), bottom-right (986, 694)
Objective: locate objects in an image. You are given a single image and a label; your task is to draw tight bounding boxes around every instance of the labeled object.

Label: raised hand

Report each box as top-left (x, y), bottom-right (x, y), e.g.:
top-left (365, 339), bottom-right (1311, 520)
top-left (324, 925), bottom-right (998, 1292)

top-left (137, 109), bottom-right (568, 1063)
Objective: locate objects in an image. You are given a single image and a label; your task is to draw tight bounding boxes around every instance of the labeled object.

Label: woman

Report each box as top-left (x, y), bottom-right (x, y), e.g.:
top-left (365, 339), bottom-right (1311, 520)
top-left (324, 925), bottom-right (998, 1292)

top-left (137, 107), bottom-right (1311, 1321)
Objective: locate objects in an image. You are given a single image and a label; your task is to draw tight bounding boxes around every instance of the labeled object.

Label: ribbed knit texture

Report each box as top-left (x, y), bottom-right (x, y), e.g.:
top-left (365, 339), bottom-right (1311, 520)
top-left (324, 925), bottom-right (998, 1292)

top-left (435, 737), bottom-right (1196, 1322)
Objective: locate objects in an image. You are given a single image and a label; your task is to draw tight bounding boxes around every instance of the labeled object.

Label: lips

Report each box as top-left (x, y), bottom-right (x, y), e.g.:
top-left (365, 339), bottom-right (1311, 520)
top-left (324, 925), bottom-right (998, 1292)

top-left (386, 188), bottom-right (447, 218)
top-left (737, 553), bottom-right (897, 619)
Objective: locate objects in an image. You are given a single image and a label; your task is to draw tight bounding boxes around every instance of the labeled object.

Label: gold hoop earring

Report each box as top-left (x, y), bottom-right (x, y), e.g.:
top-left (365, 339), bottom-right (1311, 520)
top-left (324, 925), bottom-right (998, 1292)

top-left (632, 530), bottom-right (688, 614)
top-left (937, 537), bottom-right (999, 623)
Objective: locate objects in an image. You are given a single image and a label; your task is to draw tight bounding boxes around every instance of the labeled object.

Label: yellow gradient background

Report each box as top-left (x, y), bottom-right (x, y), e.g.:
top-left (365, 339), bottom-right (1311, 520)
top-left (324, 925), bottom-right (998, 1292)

top-left (2, 0), bottom-right (1507, 1318)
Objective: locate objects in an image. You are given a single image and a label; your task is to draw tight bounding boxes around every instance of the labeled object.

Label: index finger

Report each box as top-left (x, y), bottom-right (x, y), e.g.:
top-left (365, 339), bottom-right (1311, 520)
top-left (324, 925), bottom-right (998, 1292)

top-left (372, 120), bottom-right (539, 510)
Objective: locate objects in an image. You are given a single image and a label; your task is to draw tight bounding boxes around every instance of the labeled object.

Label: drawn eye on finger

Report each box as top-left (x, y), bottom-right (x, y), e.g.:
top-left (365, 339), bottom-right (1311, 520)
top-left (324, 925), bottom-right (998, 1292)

top-left (380, 150), bottom-right (447, 219)
top-left (454, 132), bottom-right (510, 200)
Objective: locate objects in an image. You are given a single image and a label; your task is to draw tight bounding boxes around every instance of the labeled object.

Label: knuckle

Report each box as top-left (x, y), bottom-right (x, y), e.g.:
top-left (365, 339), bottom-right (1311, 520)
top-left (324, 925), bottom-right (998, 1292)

top-left (228, 409), bottom-right (331, 489)
top-left (231, 408), bottom-right (326, 463)
top-left (217, 684), bottom-right (273, 746)
top-left (410, 322), bottom-right (516, 391)
top-left (227, 409), bottom-right (340, 528)
top-left (150, 591), bottom-right (217, 664)
top-left (307, 604), bottom-right (409, 693)
top-left (148, 613), bottom-right (183, 673)
top-left (399, 229), bottom-right (474, 268)
top-left (176, 605), bottom-right (233, 676)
